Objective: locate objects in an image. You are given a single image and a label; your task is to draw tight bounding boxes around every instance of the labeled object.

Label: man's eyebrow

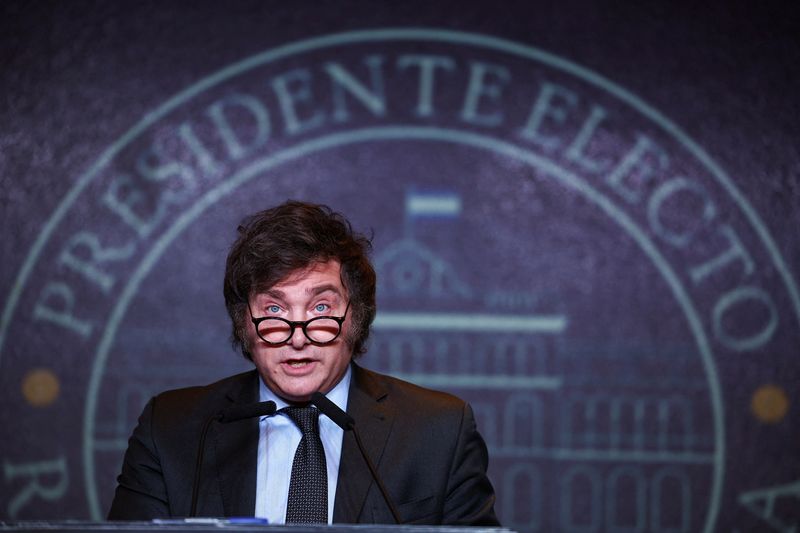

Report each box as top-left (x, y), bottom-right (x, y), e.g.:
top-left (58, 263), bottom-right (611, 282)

top-left (307, 284), bottom-right (343, 297)
top-left (262, 288), bottom-right (287, 300)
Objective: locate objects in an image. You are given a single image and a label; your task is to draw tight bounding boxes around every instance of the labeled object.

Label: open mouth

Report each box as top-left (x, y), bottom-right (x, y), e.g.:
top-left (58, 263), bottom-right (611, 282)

top-left (284, 359), bottom-right (315, 369)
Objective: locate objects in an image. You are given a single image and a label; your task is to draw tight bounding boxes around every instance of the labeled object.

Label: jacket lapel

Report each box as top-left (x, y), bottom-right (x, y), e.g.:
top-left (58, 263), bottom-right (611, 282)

top-left (213, 370), bottom-right (260, 517)
top-left (333, 364), bottom-right (394, 523)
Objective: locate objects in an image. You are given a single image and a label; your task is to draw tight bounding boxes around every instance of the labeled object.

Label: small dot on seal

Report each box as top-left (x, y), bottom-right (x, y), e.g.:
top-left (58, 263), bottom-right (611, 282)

top-left (750, 384), bottom-right (789, 424)
top-left (22, 368), bottom-right (60, 407)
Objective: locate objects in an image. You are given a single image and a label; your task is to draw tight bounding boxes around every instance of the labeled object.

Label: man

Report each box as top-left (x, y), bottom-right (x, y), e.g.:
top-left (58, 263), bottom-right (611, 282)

top-left (108, 201), bottom-right (499, 525)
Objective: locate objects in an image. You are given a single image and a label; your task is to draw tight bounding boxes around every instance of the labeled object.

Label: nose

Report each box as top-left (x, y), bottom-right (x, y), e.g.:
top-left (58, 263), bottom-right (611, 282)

top-left (288, 323), bottom-right (309, 349)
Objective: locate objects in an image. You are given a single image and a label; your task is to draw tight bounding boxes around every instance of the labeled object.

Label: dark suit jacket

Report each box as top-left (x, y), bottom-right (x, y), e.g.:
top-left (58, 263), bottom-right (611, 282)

top-left (108, 364), bottom-right (499, 525)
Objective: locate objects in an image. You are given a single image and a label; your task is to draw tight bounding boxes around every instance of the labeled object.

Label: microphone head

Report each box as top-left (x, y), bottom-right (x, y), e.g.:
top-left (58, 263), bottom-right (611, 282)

top-left (218, 400), bottom-right (277, 423)
top-left (311, 391), bottom-right (355, 430)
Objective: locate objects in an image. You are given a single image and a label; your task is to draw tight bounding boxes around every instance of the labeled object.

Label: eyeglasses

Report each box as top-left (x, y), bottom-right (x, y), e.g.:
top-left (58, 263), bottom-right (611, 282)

top-left (249, 301), bottom-right (350, 345)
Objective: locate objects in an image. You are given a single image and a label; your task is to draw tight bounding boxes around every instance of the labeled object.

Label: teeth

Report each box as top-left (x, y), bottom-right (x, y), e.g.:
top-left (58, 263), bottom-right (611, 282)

top-left (288, 361), bottom-right (309, 367)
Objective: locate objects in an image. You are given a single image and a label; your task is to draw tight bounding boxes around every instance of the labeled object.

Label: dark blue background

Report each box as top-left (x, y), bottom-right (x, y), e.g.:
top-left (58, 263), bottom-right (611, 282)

top-left (1, 2), bottom-right (798, 532)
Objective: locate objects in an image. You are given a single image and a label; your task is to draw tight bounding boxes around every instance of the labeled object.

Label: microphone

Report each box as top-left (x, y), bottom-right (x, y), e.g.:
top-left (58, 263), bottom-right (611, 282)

top-left (310, 391), bottom-right (354, 430)
top-left (219, 401), bottom-right (278, 423)
top-left (190, 401), bottom-right (277, 516)
top-left (310, 392), bottom-right (402, 524)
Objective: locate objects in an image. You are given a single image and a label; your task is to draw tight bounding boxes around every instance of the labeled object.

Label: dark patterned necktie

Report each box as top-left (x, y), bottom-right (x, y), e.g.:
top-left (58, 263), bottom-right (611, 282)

top-left (282, 406), bottom-right (327, 524)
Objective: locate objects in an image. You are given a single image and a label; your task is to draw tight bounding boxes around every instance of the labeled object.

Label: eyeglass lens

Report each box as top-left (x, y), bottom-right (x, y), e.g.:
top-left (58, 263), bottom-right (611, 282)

top-left (257, 317), bottom-right (340, 344)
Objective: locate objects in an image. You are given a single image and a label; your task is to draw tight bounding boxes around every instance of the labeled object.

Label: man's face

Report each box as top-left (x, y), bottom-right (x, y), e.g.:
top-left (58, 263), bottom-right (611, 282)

top-left (247, 260), bottom-right (353, 403)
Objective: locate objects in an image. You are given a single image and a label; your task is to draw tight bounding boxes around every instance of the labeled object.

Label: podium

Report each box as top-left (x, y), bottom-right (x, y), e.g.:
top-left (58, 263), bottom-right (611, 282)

top-left (0, 522), bottom-right (515, 533)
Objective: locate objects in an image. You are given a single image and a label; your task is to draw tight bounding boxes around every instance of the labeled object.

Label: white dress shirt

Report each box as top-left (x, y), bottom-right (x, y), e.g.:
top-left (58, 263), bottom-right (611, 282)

top-left (254, 365), bottom-right (351, 524)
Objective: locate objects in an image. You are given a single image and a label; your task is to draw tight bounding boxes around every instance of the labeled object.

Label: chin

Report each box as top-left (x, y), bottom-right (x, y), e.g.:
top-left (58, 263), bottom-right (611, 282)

top-left (278, 385), bottom-right (318, 403)
top-left (287, 391), bottom-right (313, 401)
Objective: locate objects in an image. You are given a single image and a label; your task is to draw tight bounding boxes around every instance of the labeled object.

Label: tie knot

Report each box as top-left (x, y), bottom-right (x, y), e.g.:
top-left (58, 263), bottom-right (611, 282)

top-left (282, 406), bottom-right (320, 435)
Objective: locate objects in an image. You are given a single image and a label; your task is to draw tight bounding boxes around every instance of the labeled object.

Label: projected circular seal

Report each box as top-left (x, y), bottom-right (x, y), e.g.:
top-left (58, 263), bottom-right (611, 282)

top-left (1, 28), bottom-right (797, 532)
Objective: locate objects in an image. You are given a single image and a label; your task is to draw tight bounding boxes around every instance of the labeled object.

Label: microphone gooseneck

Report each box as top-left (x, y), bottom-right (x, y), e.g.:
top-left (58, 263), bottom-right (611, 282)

top-left (310, 392), bottom-right (402, 524)
top-left (190, 400), bottom-right (277, 516)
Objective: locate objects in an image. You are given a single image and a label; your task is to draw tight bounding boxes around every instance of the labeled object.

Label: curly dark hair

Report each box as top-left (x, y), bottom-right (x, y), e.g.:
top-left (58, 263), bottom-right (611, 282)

top-left (223, 201), bottom-right (376, 360)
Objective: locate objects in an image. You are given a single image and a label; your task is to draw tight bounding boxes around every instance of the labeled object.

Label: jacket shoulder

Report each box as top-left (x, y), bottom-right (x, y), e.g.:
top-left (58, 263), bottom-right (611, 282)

top-left (354, 365), bottom-right (467, 416)
top-left (150, 370), bottom-right (258, 426)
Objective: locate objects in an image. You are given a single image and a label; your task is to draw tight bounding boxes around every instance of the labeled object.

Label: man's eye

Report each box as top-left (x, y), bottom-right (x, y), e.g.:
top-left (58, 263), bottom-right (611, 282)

top-left (314, 303), bottom-right (330, 313)
top-left (266, 305), bottom-right (281, 314)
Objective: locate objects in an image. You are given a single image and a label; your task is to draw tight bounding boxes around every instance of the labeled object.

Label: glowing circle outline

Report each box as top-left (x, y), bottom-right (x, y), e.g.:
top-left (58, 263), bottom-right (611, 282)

top-left (85, 126), bottom-right (724, 531)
